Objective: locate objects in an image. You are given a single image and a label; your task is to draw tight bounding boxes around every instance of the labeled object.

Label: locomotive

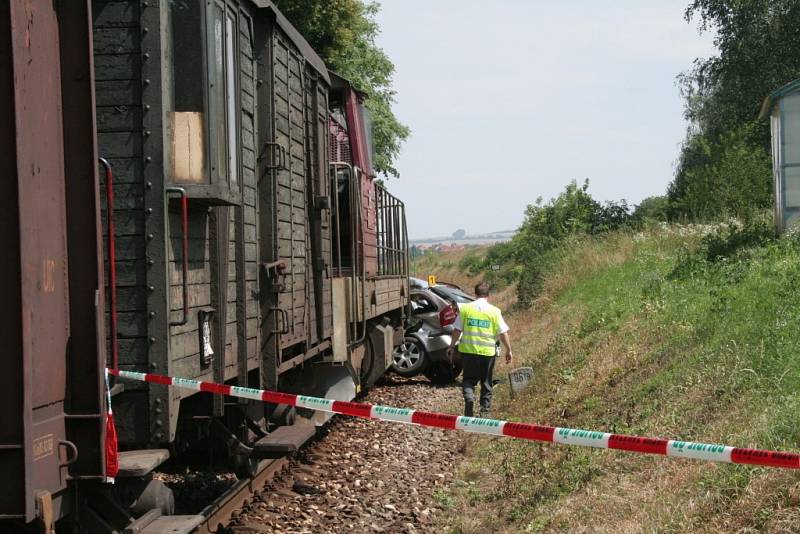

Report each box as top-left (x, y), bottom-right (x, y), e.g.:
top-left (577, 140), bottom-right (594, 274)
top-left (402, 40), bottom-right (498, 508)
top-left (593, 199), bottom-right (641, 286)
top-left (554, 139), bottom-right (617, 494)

top-left (1, 0), bottom-right (409, 532)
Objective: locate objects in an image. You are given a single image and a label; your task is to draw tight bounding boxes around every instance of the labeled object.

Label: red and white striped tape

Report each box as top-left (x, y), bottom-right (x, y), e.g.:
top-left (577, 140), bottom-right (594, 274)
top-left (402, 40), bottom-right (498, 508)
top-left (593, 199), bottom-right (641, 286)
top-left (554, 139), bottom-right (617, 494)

top-left (108, 369), bottom-right (800, 470)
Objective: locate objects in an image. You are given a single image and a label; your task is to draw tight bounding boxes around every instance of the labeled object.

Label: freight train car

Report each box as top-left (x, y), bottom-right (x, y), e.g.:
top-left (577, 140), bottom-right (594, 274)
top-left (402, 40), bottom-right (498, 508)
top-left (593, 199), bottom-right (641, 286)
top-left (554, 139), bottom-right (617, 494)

top-left (1, 0), bottom-right (110, 531)
top-left (93, 0), bottom-right (409, 458)
top-left (93, 0), bottom-right (408, 451)
top-left (2, 1), bottom-right (409, 532)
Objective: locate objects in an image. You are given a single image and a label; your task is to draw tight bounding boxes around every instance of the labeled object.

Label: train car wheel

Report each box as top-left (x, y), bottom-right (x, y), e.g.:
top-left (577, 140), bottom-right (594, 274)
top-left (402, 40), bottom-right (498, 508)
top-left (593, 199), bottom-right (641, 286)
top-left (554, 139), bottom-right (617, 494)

top-left (233, 455), bottom-right (259, 480)
top-left (268, 404), bottom-right (296, 427)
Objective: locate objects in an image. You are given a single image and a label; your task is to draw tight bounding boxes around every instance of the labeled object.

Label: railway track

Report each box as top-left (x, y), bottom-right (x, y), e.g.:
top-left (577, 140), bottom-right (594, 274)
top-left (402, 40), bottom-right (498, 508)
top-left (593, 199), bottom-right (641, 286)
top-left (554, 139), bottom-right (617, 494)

top-left (219, 377), bottom-right (463, 533)
top-left (197, 459), bottom-right (289, 534)
top-left (154, 377), bottom-right (462, 533)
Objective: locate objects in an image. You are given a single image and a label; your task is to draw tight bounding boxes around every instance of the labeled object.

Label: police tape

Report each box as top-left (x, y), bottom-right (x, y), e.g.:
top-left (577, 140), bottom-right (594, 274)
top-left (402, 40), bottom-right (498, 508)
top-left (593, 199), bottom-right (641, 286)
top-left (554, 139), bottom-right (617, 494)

top-left (107, 368), bottom-right (800, 470)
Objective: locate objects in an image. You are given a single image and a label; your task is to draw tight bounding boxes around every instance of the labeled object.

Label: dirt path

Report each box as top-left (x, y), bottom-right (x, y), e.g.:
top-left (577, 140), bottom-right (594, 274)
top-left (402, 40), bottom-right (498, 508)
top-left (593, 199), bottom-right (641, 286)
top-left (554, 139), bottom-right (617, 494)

top-left (226, 376), bottom-right (465, 533)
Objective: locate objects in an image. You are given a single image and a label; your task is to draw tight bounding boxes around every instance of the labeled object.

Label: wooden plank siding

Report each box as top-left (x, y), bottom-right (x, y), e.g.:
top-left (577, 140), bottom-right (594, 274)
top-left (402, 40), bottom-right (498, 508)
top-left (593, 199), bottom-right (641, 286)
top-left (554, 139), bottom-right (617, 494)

top-left (261, 26), bottom-right (340, 367)
top-left (93, 0), bottom-right (409, 418)
top-left (271, 33), bottom-right (312, 349)
top-left (236, 11), bottom-right (259, 385)
top-left (165, 7), bottom-right (260, 383)
top-left (93, 0), bottom-right (148, 371)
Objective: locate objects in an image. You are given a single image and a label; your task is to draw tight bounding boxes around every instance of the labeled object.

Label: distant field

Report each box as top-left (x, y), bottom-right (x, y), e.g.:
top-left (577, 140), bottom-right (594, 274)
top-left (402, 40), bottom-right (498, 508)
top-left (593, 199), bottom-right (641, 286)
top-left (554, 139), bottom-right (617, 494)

top-left (410, 230), bottom-right (515, 247)
top-left (436, 225), bottom-right (800, 533)
top-left (411, 237), bottom-right (513, 246)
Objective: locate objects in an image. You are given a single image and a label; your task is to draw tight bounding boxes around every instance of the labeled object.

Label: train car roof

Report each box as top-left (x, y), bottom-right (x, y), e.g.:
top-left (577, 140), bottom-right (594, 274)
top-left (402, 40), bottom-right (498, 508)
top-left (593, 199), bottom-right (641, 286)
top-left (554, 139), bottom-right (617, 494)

top-left (329, 70), bottom-right (367, 99)
top-left (252, 0), bottom-right (331, 85)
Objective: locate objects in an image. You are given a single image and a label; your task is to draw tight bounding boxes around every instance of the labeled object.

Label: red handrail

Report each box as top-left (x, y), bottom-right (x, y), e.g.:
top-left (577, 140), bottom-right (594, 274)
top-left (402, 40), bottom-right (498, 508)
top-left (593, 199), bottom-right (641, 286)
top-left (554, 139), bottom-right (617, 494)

top-left (99, 158), bottom-right (118, 371)
top-left (167, 187), bottom-right (189, 326)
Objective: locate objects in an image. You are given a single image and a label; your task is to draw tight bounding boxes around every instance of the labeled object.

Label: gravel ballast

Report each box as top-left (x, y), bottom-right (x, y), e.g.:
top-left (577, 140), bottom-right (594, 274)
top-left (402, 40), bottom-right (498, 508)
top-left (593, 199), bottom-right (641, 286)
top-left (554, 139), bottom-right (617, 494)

top-left (226, 376), bottom-right (465, 533)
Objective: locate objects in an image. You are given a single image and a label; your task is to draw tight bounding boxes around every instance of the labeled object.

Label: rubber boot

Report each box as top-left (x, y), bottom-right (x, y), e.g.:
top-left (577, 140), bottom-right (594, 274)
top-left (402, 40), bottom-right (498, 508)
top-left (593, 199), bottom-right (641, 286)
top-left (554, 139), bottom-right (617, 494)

top-left (464, 401), bottom-right (474, 417)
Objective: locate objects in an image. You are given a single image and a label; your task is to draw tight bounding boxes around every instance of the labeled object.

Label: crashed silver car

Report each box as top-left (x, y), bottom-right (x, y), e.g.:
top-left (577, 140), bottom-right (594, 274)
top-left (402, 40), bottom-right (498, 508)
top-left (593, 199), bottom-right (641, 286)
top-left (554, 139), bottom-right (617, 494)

top-left (391, 278), bottom-right (476, 383)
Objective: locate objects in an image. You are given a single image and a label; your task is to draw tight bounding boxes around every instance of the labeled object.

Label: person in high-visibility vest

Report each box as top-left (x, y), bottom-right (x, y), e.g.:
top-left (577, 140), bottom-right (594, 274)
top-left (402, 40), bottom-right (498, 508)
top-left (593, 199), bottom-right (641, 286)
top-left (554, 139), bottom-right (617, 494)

top-left (446, 282), bottom-right (513, 417)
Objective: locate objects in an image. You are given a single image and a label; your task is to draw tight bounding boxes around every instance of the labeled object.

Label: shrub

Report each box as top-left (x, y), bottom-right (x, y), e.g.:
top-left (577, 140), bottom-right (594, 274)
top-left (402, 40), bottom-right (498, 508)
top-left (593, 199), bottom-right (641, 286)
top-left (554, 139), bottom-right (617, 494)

top-left (478, 180), bottom-right (633, 306)
top-left (632, 196), bottom-right (669, 222)
top-left (458, 254), bottom-right (484, 277)
top-left (668, 123), bottom-right (772, 222)
top-left (669, 216), bottom-right (776, 280)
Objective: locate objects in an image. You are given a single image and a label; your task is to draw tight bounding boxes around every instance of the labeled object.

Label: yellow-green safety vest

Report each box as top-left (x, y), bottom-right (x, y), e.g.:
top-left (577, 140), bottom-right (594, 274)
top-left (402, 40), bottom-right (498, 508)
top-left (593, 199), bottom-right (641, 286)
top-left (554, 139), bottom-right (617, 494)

top-left (457, 301), bottom-right (501, 356)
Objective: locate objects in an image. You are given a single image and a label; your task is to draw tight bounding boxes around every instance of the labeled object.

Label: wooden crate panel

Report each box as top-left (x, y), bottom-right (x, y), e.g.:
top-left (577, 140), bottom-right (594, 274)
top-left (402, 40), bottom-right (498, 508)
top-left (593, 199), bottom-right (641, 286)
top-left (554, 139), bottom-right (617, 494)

top-left (95, 80), bottom-right (141, 106)
top-left (94, 54), bottom-right (140, 81)
top-left (93, 27), bottom-right (139, 55)
top-left (93, 2), bottom-right (139, 28)
top-left (98, 130), bottom-right (143, 158)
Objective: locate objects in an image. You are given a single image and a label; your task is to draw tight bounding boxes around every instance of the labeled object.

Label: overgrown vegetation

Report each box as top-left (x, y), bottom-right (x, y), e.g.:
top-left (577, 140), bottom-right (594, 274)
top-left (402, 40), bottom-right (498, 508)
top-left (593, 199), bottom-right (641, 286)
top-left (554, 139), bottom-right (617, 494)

top-left (274, 0), bottom-right (409, 177)
top-left (460, 180), bottom-right (634, 305)
top-left (432, 2), bottom-right (800, 531)
top-left (669, 122), bottom-right (773, 221)
top-left (445, 224), bottom-right (800, 533)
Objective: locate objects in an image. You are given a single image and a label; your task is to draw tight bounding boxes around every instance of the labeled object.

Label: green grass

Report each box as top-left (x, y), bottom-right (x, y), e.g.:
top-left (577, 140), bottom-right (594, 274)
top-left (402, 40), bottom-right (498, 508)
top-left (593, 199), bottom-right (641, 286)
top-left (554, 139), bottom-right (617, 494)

top-left (443, 225), bottom-right (800, 533)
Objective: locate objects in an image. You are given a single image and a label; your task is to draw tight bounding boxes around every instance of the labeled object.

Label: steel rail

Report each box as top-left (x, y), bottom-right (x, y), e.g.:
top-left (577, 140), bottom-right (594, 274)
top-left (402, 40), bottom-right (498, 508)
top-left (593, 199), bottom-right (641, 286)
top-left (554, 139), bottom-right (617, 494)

top-left (196, 457), bottom-right (288, 533)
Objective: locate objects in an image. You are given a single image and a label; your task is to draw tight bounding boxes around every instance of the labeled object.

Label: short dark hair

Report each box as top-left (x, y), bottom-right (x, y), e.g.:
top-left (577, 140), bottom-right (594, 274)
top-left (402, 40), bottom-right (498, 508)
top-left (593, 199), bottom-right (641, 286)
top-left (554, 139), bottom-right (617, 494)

top-left (474, 282), bottom-right (490, 297)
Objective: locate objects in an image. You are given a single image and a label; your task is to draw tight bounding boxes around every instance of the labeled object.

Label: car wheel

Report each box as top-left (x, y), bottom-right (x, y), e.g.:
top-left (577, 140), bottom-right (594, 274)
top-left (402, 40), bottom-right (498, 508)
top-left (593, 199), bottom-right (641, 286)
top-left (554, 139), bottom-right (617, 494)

top-left (391, 337), bottom-right (428, 377)
top-left (423, 362), bottom-right (463, 384)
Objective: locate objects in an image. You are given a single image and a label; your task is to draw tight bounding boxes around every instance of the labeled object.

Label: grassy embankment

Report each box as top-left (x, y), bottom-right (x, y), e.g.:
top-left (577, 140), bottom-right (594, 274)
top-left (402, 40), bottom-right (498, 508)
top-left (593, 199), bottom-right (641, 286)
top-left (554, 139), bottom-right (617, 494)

top-left (411, 247), bottom-right (516, 312)
top-left (430, 225), bottom-right (800, 533)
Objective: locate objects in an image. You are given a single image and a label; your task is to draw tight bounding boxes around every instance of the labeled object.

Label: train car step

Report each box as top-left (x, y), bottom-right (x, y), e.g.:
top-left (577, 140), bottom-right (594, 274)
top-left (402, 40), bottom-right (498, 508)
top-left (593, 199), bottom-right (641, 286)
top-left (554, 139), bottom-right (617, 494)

top-left (138, 515), bottom-right (205, 534)
top-left (251, 424), bottom-right (317, 458)
top-left (118, 449), bottom-right (170, 478)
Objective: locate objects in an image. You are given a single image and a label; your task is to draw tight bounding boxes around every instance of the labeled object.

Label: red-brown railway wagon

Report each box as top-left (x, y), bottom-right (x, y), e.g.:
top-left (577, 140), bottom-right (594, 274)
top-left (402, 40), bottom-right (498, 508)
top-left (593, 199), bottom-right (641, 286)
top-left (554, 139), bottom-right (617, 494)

top-left (0, 0), bottom-right (107, 528)
top-left (1, 1), bottom-right (409, 530)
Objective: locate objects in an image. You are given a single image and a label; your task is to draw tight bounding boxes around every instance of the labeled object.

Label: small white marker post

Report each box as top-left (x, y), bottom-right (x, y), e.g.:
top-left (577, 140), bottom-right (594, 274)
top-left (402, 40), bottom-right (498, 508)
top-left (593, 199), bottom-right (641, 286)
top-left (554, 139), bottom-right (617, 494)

top-left (508, 366), bottom-right (534, 398)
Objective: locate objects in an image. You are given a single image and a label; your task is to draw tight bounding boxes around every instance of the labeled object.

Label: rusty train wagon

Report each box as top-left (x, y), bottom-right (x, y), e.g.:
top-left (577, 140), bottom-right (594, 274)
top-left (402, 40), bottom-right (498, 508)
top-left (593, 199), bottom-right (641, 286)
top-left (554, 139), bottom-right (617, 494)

top-left (94, 0), bottom-right (408, 473)
top-left (1, 0), bottom-right (110, 530)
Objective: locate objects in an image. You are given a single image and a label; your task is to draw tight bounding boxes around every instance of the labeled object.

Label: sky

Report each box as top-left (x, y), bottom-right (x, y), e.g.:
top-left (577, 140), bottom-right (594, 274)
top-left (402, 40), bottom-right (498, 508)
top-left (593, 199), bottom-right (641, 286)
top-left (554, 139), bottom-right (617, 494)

top-left (373, 0), bottom-right (717, 239)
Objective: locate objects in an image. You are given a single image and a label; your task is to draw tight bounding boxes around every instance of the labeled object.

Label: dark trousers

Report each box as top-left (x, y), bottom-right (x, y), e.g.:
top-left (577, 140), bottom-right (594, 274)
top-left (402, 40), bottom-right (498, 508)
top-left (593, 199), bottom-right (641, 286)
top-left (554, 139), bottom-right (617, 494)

top-left (461, 351), bottom-right (496, 411)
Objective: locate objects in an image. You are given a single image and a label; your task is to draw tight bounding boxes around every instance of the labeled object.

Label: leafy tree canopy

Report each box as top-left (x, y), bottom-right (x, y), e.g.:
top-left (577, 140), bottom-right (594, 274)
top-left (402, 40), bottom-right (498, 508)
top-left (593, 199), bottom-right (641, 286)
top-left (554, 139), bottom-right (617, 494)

top-left (668, 0), bottom-right (800, 221)
top-left (669, 123), bottom-right (771, 221)
top-left (680, 0), bottom-right (800, 139)
top-left (274, 0), bottom-right (410, 177)
top-left (632, 195), bottom-right (669, 222)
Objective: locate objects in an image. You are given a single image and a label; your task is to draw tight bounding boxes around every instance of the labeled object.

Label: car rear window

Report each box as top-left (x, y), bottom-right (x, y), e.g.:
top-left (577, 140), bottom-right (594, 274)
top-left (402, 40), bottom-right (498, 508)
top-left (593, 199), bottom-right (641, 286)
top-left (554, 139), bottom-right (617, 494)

top-left (431, 286), bottom-right (473, 304)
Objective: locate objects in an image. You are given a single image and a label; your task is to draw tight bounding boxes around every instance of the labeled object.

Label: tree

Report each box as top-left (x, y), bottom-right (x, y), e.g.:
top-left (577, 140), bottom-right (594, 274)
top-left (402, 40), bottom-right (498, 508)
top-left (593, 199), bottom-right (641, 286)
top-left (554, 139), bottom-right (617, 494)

top-left (669, 0), bottom-right (800, 220)
top-left (506, 180), bottom-right (631, 304)
top-left (452, 229), bottom-right (467, 240)
top-left (274, 0), bottom-right (410, 177)
top-left (668, 124), bottom-right (771, 221)
top-left (632, 195), bottom-right (669, 222)
top-left (680, 0), bottom-right (800, 141)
